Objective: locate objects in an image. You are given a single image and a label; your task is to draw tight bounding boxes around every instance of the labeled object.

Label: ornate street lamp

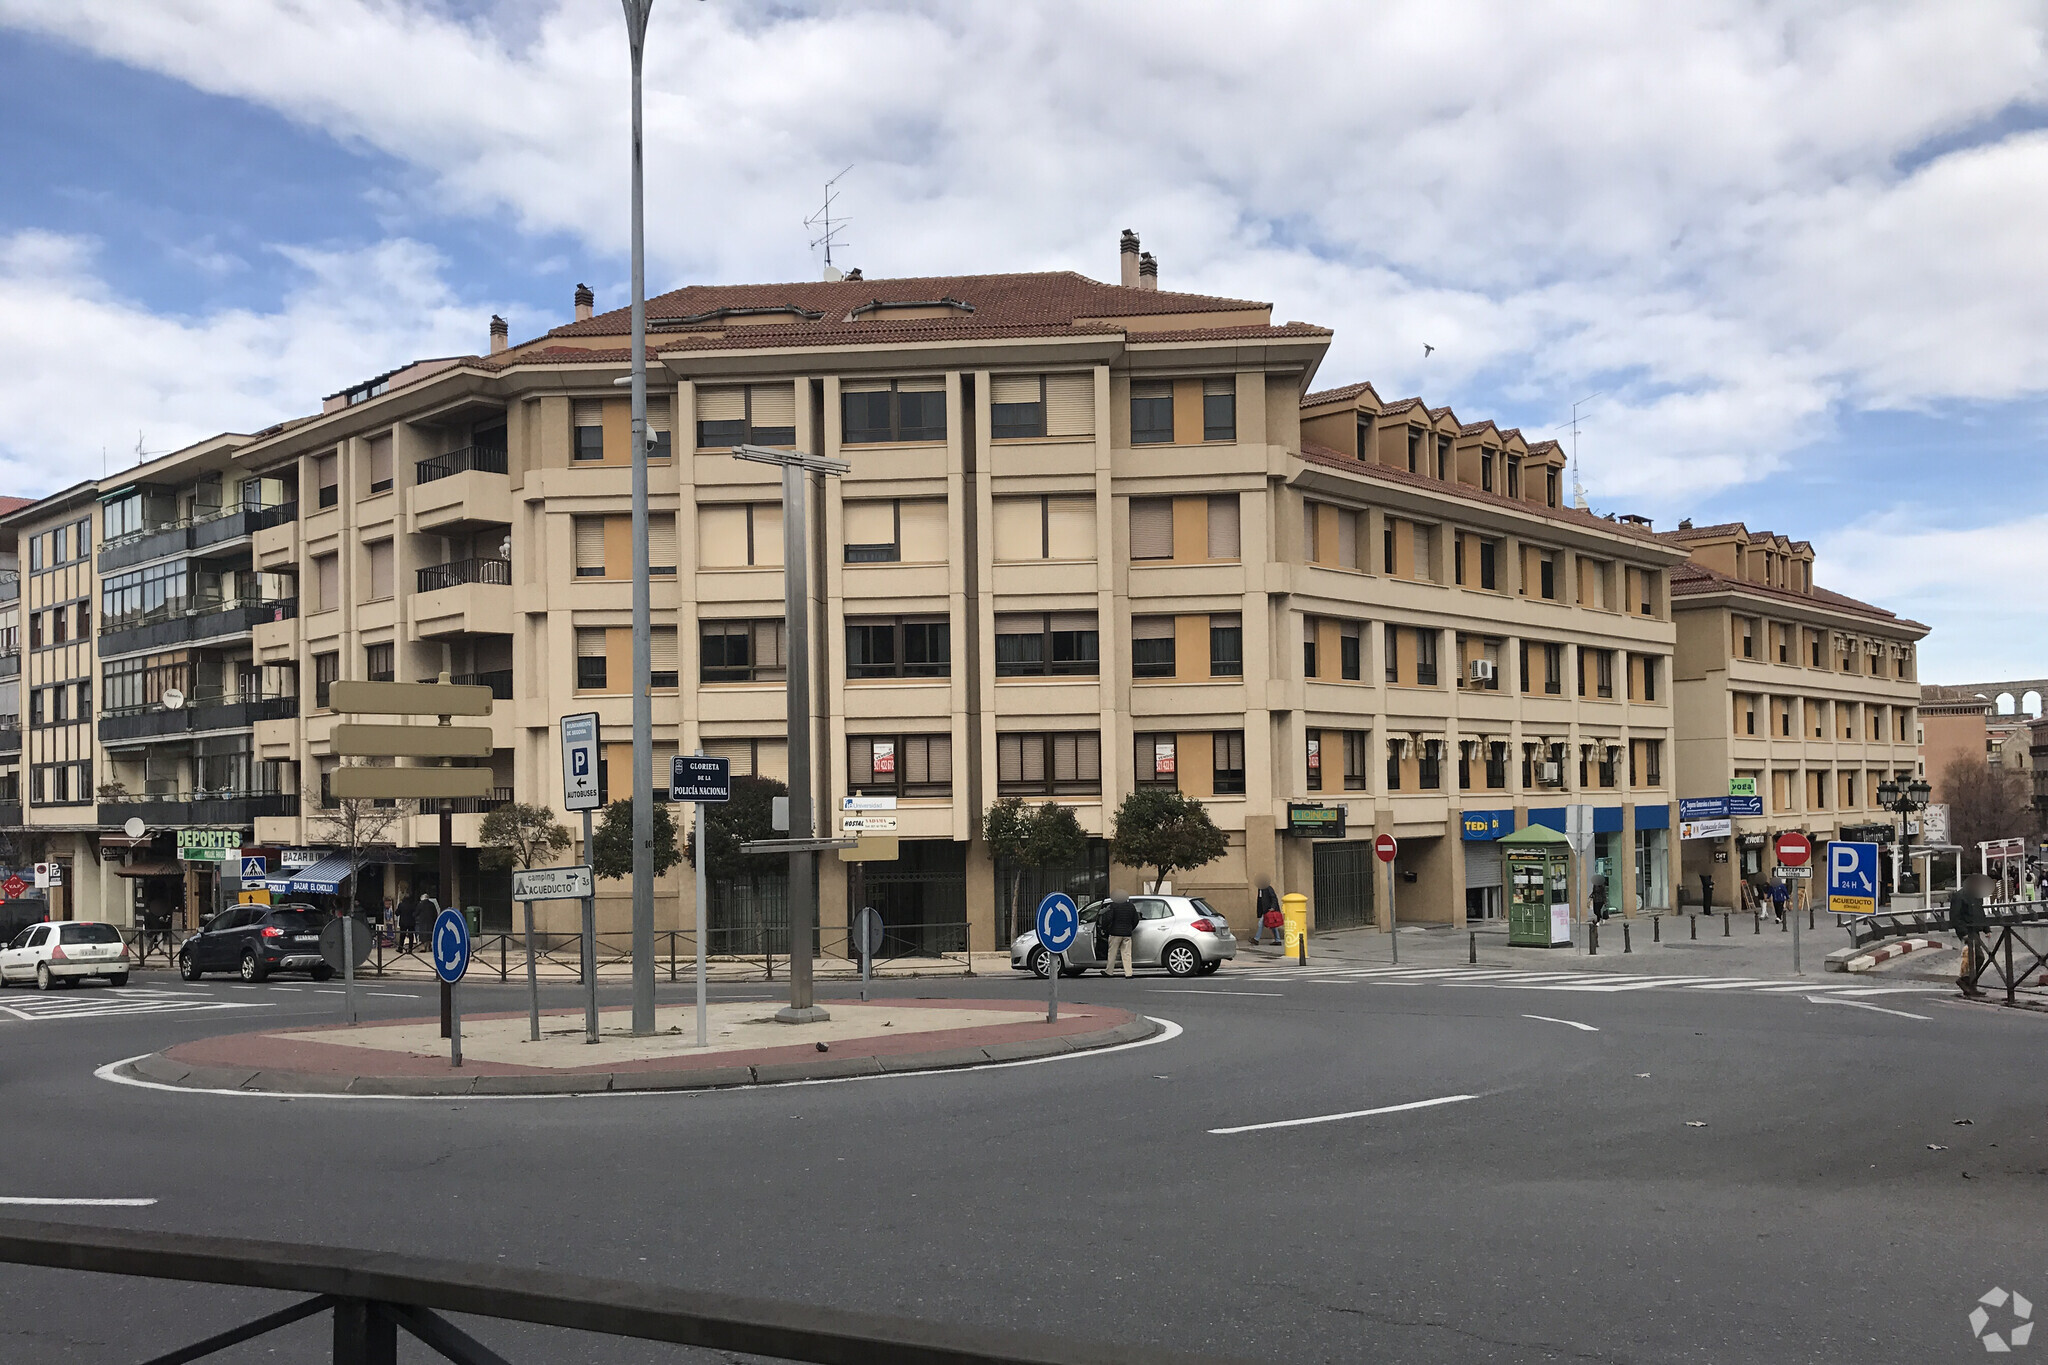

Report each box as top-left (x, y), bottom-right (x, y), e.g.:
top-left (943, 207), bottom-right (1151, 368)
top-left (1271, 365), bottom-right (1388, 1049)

top-left (1876, 775), bottom-right (1931, 905)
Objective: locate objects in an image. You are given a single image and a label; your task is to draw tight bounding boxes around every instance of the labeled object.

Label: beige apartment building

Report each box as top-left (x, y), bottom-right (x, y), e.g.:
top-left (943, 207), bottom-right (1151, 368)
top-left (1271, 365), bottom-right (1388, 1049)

top-left (0, 238), bottom-right (1710, 945)
top-left (1664, 521), bottom-right (1926, 904)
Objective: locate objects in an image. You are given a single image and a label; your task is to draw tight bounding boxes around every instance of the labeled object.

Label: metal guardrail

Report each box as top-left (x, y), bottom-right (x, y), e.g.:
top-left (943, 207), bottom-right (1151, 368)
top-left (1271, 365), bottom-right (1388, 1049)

top-left (361, 924), bottom-right (973, 983)
top-left (0, 1217), bottom-right (1242, 1365)
top-left (416, 444), bottom-right (509, 483)
top-left (1841, 898), bottom-right (2048, 950)
top-left (417, 557), bottom-right (512, 593)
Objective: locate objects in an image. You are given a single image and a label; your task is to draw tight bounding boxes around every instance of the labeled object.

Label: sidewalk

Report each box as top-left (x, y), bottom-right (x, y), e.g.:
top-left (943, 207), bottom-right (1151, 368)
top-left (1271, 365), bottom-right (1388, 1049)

top-left (136, 950), bottom-right (1012, 985)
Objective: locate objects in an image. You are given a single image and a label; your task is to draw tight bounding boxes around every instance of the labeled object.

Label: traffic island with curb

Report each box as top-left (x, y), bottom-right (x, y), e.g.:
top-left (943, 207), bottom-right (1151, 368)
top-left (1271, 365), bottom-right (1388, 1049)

top-left (107, 1000), bottom-right (1162, 1098)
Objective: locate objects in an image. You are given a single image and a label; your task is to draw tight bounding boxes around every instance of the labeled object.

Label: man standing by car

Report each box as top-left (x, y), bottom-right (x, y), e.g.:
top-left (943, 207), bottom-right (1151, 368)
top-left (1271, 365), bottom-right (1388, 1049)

top-left (1101, 893), bottom-right (1139, 978)
top-left (395, 889), bottom-right (418, 953)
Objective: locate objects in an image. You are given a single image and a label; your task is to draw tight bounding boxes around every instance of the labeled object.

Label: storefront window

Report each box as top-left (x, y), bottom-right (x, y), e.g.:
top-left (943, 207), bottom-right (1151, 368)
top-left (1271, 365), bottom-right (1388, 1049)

top-left (1634, 828), bottom-right (1670, 910)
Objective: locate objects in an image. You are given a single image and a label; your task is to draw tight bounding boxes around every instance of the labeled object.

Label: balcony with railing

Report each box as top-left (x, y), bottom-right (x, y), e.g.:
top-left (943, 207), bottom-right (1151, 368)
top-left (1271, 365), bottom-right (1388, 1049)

top-left (0, 651), bottom-right (17, 681)
top-left (415, 445), bottom-right (508, 484)
top-left (449, 669), bottom-right (513, 701)
top-left (98, 790), bottom-right (299, 829)
top-left (99, 500), bottom-right (297, 573)
top-left (0, 570), bottom-right (18, 604)
top-left (98, 595), bottom-right (299, 658)
top-left (412, 786), bottom-right (514, 815)
top-left (0, 719), bottom-right (19, 757)
top-left (99, 692), bottom-right (298, 745)
top-left (417, 557), bottom-right (511, 593)
top-left (415, 558), bottom-right (513, 638)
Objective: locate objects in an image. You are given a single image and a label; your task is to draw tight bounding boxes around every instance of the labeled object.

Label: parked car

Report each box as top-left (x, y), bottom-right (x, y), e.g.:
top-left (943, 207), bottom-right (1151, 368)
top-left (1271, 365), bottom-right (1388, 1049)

top-left (179, 904), bottom-right (337, 982)
top-left (0, 920), bottom-right (130, 990)
top-left (1010, 896), bottom-right (1235, 978)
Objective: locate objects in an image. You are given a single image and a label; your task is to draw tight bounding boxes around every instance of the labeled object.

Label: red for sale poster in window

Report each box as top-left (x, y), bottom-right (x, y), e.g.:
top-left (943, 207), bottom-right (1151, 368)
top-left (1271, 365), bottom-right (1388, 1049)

top-left (873, 741), bottom-right (896, 774)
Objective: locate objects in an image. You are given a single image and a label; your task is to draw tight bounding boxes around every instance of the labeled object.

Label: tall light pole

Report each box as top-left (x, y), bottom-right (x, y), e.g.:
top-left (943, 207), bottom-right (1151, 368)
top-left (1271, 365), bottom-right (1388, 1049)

top-left (622, 0), bottom-right (656, 1035)
top-left (1877, 774), bottom-right (1932, 907)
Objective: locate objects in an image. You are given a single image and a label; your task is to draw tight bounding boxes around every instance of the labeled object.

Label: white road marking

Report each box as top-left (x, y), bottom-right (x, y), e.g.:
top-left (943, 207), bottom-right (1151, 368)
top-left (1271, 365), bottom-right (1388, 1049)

top-left (1209, 1093), bottom-right (1480, 1135)
top-left (0, 1196), bottom-right (156, 1206)
top-left (365, 992), bottom-right (418, 999)
top-left (1522, 1014), bottom-right (1600, 1032)
top-left (1807, 996), bottom-right (1932, 1021)
top-left (1148, 989), bottom-right (1285, 997)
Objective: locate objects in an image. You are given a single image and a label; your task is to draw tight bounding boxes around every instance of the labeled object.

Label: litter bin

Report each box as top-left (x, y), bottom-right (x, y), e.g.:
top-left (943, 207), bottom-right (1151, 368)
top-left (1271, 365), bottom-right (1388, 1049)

top-left (1281, 892), bottom-right (1309, 957)
top-left (465, 906), bottom-right (482, 936)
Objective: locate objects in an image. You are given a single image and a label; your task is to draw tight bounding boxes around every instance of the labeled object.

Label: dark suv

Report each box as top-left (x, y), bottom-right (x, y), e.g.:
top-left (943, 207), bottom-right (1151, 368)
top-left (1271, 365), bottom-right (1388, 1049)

top-left (179, 905), bottom-right (337, 982)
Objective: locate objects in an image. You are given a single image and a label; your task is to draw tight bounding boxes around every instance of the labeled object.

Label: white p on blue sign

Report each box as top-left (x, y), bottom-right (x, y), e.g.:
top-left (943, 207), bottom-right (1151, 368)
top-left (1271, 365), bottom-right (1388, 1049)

top-left (1828, 841), bottom-right (1879, 916)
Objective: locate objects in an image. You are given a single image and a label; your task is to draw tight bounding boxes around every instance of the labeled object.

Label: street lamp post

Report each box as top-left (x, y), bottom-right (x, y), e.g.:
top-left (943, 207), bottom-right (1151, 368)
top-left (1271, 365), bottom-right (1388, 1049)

top-left (732, 444), bottom-right (850, 1023)
top-left (621, 0), bottom-right (656, 1035)
top-left (1876, 775), bottom-right (1932, 907)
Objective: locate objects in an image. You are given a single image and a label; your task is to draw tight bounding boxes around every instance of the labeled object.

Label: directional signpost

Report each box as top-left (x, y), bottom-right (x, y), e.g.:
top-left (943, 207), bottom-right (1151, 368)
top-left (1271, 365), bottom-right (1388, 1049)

top-left (674, 753), bottom-right (731, 1047)
top-left (1828, 841), bottom-right (1879, 919)
top-left (1776, 832), bottom-right (1812, 974)
top-left (852, 905), bottom-right (884, 1002)
top-left (559, 712), bottom-right (602, 1044)
top-left (512, 863), bottom-right (596, 1042)
top-left (1036, 892), bottom-right (1079, 1023)
top-left (1376, 834), bottom-right (1400, 964)
top-left (432, 905), bottom-right (471, 1068)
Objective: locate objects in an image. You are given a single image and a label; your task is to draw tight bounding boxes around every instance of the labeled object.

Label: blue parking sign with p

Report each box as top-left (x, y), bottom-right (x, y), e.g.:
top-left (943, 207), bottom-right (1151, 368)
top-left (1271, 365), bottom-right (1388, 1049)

top-left (1828, 841), bottom-right (1879, 916)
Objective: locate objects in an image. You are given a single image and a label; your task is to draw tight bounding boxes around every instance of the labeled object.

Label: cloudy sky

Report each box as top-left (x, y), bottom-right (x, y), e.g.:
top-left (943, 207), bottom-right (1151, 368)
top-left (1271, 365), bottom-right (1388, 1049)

top-left (2, 1), bottom-right (2045, 681)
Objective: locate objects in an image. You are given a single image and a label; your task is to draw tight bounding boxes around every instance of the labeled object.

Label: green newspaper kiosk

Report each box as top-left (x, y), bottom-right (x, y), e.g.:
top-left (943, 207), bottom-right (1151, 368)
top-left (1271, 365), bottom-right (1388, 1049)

top-left (1502, 824), bottom-right (1573, 947)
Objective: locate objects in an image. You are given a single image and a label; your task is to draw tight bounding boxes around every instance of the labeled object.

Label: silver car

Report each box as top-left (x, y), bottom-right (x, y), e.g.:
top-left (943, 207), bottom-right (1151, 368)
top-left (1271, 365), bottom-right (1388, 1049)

top-left (1010, 895), bottom-right (1236, 979)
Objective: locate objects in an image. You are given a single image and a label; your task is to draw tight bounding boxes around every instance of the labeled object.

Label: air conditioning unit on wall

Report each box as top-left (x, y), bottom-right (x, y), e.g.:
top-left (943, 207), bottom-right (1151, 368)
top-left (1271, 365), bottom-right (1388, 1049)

top-left (1540, 762), bottom-right (1562, 786)
top-left (1469, 659), bottom-right (1496, 683)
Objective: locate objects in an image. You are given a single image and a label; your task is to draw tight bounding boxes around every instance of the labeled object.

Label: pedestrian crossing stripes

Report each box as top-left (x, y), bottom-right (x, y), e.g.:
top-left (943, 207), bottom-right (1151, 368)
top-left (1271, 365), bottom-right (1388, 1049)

top-left (1267, 965), bottom-right (1944, 999)
top-left (0, 987), bottom-right (273, 1023)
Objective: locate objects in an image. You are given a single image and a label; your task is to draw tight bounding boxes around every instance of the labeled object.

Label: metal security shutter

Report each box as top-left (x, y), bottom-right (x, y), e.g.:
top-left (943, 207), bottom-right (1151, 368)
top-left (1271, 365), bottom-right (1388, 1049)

top-left (750, 620), bottom-right (784, 671)
top-left (1312, 842), bottom-right (1374, 931)
top-left (316, 554), bottom-right (338, 610)
top-left (993, 612), bottom-right (1041, 635)
top-left (1130, 498), bottom-right (1173, 560)
top-left (990, 374), bottom-right (1040, 405)
top-left (991, 497), bottom-right (1042, 561)
top-left (697, 505), bottom-right (746, 567)
top-left (644, 396), bottom-right (671, 434)
top-left (576, 628), bottom-right (607, 659)
top-left (1045, 372), bottom-right (1093, 436)
top-left (366, 435), bottom-right (393, 487)
top-left (840, 378), bottom-right (888, 394)
top-left (1206, 495), bottom-right (1239, 559)
top-left (366, 542), bottom-right (393, 600)
top-left (897, 376), bottom-right (944, 393)
top-left (1336, 509), bottom-right (1360, 569)
top-left (647, 514), bottom-right (677, 571)
top-left (314, 451), bottom-right (337, 490)
top-left (571, 399), bottom-right (605, 429)
top-left (842, 499), bottom-right (896, 547)
top-left (1464, 840), bottom-right (1503, 891)
top-left (897, 499), bottom-right (947, 562)
top-left (749, 383), bottom-right (796, 429)
top-left (697, 387), bottom-right (744, 421)
top-left (1047, 496), bottom-right (1094, 560)
top-left (573, 517), bottom-right (606, 575)
top-left (651, 626), bottom-right (678, 673)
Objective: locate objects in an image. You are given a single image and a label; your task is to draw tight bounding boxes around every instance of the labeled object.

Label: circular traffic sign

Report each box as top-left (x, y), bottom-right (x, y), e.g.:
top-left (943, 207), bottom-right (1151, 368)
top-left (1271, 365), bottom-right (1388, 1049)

top-left (320, 916), bottom-right (375, 971)
top-left (1775, 831), bottom-right (1812, 868)
top-left (1035, 892), bottom-right (1079, 954)
top-left (851, 906), bottom-right (885, 959)
top-left (431, 906), bottom-right (471, 984)
top-left (1374, 834), bottom-right (1399, 863)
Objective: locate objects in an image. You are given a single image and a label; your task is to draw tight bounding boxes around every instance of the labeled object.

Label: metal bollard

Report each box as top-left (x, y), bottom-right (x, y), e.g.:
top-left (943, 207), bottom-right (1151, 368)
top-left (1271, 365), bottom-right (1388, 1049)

top-left (1624, 921), bottom-right (1632, 953)
top-left (1753, 911), bottom-right (1760, 935)
top-left (1723, 912), bottom-right (1731, 937)
top-left (1653, 914), bottom-right (1661, 943)
top-left (1690, 914), bottom-right (1697, 940)
top-left (1589, 919), bottom-right (1598, 955)
top-left (1469, 931), bottom-right (1477, 964)
top-left (1808, 905), bottom-right (1814, 931)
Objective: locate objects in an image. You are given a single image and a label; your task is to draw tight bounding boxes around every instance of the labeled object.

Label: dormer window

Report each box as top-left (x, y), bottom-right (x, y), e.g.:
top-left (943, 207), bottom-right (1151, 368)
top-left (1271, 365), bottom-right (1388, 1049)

top-left (1480, 451), bottom-right (1495, 493)
top-left (844, 297), bottom-right (975, 322)
top-left (1506, 456), bottom-right (1520, 499)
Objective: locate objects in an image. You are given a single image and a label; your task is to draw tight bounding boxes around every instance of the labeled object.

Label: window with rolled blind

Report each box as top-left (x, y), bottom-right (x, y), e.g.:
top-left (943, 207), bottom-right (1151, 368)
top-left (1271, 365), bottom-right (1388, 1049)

top-left (1335, 508), bottom-right (1360, 569)
top-left (995, 612), bottom-right (1098, 677)
top-left (699, 503), bottom-right (780, 567)
top-left (366, 435), bottom-right (393, 493)
top-left (998, 731), bottom-right (1102, 795)
top-left (848, 734), bottom-right (952, 796)
top-left (649, 513), bottom-right (677, 574)
top-left (1046, 496), bottom-right (1093, 559)
top-left (701, 619), bottom-right (786, 683)
top-left (1130, 498), bottom-right (1173, 560)
top-left (650, 626), bottom-right (678, 686)
top-left (1130, 380), bottom-right (1173, 444)
top-left (645, 396), bottom-right (672, 459)
top-left (695, 386), bottom-right (745, 447)
top-left (573, 517), bottom-right (606, 576)
top-left (575, 627), bottom-right (608, 690)
top-left (365, 542), bottom-right (393, 600)
top-left (694, 384), bottom-right (793, 449)
top-left (1132, 615), bottom-right (1175, 678)
top-left (842, 377), bottom-right (946, 444)
top-left (1202, 377), bottom-right (1236, 441)
top-left (1045, 373), bottom-right (1093, 437)
top-left (1206, 495), bottom-right (1240, 559)
top-left (314, 553), bottom-right (338, 611)
top-left (748, 383), bottom-right (796, 443)
top-left (314, 452), bottom-right (338, 508)
top-left (572, 399), bottom-right (605, 461)
top-left (842, 499), bottom-right (898, 562)
top-left (990, 374), bottom-right (1044, 440)
top-left (897, 499), bottom-right (946, 562)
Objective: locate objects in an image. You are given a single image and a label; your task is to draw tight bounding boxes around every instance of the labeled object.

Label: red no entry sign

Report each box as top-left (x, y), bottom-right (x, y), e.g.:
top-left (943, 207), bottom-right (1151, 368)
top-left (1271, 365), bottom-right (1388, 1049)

top-left (1775, 831), bottom-right (1812, 868)
top-left (1375, 834), bottom-right (1399, 863)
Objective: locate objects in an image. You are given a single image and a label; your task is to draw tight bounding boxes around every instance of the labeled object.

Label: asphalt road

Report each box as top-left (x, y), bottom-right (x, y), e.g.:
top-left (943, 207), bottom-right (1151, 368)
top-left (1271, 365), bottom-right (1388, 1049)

top-left (1, 960), bottom-right (2041, 1363)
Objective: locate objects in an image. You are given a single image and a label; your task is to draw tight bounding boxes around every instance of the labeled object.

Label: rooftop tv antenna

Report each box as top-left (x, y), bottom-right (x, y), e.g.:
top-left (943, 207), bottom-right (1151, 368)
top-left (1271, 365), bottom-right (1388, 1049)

top-left (1553, 393), bottom-right (1602, 510)
top-left (806, 165), bottom-right (854, 281)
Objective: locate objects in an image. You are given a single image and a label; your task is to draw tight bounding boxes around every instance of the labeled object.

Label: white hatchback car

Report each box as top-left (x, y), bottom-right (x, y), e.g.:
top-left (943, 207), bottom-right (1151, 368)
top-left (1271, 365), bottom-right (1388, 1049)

top-left (0, 921), bottom-right (131, 990)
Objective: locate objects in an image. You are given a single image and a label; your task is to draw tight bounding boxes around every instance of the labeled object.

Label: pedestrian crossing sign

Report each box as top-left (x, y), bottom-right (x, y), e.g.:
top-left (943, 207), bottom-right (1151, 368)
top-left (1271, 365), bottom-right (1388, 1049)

top-left (240, 855), bottom-right (267, 880)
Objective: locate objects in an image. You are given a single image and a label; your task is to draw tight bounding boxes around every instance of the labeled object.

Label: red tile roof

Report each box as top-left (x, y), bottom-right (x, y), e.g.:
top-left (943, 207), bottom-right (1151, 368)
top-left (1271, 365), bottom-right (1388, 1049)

top-left (0, 496), bottom-right (34, 516)
top-left (546, 271), bottom-right (1274, 341)
top-left (1668, 561), bottom-right (1926, 631)
top-left (1302, 379), bottom-right (1383, 408)
top-left (1296, 440), bottom-right (1681, 550)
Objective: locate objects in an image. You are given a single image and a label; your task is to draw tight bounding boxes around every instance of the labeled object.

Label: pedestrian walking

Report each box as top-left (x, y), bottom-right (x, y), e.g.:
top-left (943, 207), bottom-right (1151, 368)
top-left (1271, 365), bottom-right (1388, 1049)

top-left (396, 890), bottom-right (418, 953)
top-left (1253, 883), bottom-right (1283, 946)
top-left (1590, 874), bottom-right (1610, 923)
top-left (1951, 873), bottom-right (1990, 999)
top-left (1767, 875), bottom-right (1789, 925)
top-left (1101, 893), bottom-right (1139, 978)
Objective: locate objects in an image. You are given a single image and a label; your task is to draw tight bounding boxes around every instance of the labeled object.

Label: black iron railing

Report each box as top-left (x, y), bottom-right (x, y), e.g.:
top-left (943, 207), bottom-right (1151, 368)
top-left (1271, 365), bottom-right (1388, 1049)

top-left (415, 444), bottom-right (509, 484)
top-left (0, 1217), bottom-right (1238, 1364)
top-left (417, 557), bottom-right (512, 593)
top-left (413, 787), bottom-right (514, 815)
top-left (450, 669), bottom-right (513, 699)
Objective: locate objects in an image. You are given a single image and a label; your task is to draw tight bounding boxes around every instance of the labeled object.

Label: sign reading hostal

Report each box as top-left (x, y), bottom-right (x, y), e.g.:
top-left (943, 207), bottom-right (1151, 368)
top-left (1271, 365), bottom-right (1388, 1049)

top-left (177, 830), bottom-right (239, 863)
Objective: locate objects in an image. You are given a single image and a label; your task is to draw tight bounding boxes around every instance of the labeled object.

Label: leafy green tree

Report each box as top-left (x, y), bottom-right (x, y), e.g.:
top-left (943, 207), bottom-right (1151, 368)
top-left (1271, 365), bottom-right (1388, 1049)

top-left (682, 775), bottom-right (789, 884)
top-left (983, 798), bottom-right (1089, 941)
top-left (590, 799), bottom-right (682, 882)
top-left (477, 803), bottom-right (573, 872)
top-left (1109, 788), bottom-right (1227, 894)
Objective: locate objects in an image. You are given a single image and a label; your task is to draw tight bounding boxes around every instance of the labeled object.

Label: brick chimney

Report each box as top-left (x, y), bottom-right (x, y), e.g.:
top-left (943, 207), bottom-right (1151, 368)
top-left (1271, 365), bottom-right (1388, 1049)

top-left (574, 283), bottom-right (594, 322)
top-left (1120, 229), bottom-right (1140, 287)
top-left (1138, 251), bottom-right (1158, 291)
top-left (489, 315), bottom-right (508, 353)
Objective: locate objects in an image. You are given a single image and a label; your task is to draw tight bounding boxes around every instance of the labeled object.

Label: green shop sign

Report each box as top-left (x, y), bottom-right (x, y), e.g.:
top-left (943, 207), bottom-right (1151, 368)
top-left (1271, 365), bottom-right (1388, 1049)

top-left (177, 830), bottom-right (240, 862)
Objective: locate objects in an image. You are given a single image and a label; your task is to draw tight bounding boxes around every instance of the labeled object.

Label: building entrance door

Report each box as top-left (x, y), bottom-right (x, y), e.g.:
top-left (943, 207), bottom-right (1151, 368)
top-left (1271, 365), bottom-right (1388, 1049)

top-left (1312, 840), bottom-right (1375, 931)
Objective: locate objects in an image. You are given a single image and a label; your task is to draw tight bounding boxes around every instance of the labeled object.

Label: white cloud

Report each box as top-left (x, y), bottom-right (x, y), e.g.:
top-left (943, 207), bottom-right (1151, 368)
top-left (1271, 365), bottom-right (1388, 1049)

top-left (0, 229), bottom-right (487, 492)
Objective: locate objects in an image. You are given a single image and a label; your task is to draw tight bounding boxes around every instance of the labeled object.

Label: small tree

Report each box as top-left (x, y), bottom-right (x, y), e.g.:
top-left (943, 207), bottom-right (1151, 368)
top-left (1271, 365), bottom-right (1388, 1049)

top-left (682, 774), bottom-right (788, 885)
top-left (590, 798), bottom-right (682, 882)
top-left (310, 794), bottom-right (407, 912)
top-left (984, 798), bottom-right (1089, 941)
top-left (1940, 756), bottom-right (2037, 857)
top-left (478, 803), bottom-right (573, 873)
top-left (1109, 788), bottom-right (1227, 894)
